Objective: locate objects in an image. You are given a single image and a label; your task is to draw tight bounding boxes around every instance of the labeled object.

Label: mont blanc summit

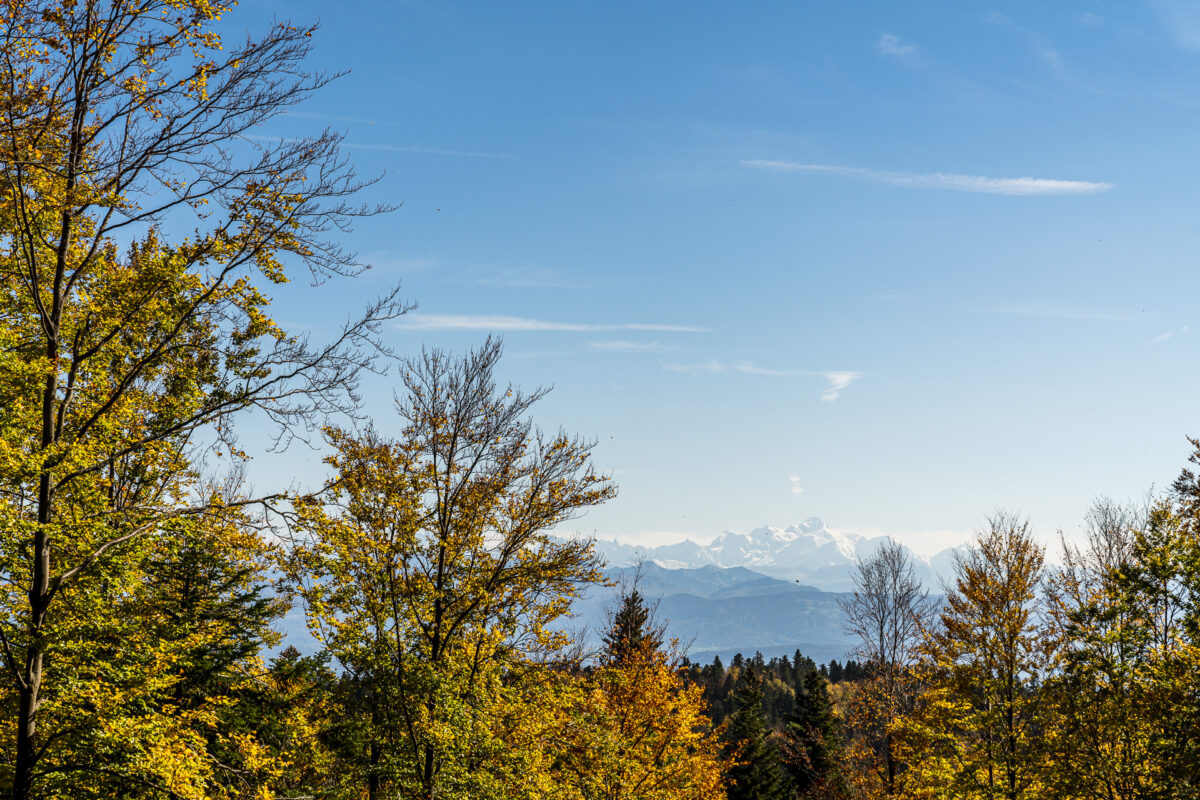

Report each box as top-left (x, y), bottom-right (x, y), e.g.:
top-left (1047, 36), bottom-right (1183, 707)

top-left (591, 518), bottom-right (961, 592)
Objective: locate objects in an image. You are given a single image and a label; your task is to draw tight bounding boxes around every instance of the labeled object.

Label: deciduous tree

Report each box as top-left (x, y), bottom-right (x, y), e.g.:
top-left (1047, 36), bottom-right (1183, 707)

top-left (1041, 499), bottom-right (1154, 800)
top-left (838, 538), bottom-right (931, 796)
top-left (0, 1), bottom-right (404, 795)
top-left (292, 339), bottom-right (614, 799)
top-left (897, 514), bottom-right (1052, 800)
top-left (552, 581), bottom-right (728, 800)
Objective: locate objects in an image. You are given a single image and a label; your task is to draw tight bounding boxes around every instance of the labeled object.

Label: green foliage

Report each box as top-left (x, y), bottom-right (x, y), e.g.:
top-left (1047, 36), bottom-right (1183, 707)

top-left (603, 588), bottom-right (664, 665)
top-left (0, 1), bottom-right (402, 796)
top-left (780, 670), bottom-right (846, 798)
top-left (724, 667), bottom-right (787, 800)
top-left (292, 340), bottom-right (616, 799)
top-left (898, 514), bottom-right (1053, 800)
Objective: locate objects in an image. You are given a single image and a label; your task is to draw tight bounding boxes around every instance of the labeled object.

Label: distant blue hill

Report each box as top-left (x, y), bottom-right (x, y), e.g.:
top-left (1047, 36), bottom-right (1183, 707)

top-left (276, 561), bottom-right (861, 667)
top-left (565, 562), bottom-right (856, 664)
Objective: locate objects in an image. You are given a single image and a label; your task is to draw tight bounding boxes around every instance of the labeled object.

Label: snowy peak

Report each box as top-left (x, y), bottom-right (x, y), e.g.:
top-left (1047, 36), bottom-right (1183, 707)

top-left (797, 516), bottom-right (825, 534)
top-left (592, 521), bottom-right (957, 592)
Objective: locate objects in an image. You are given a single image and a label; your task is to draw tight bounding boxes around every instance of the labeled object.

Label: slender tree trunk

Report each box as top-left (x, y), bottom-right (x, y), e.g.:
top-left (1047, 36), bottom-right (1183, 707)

top-left (422, 744), bottom-right (436, 799)
top-left (13, 545), bottom-right (47, 800)
top-left (14, 476), bottom-right (53, 800)
top-left (14, 315), bottom-right (61, 800)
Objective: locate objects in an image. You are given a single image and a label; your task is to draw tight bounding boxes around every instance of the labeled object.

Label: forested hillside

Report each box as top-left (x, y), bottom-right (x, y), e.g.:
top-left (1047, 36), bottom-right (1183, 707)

top-left (565, 563), bottom-right (855, 664)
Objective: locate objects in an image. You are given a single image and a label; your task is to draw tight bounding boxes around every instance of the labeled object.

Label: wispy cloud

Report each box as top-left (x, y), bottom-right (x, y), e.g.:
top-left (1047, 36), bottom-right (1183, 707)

top-left (589, 340), bottom-right (671, 353)
top-left (400, 314), bottom-right (705, 332)
top-left (361, 252), bottom-right (441, 275)
top-left (741, 161), bottom-right (1113, 196)
top-left (974, 302), bottom-right (1127, 321)
top-left (1148, 324), bottom-right (1190, 344)
top-left (822, 371), bottom-right (862, 402)
top-left (660, 361), bottom-right (863, 401)
top-left (246, 134), bottom-right (512, 159)
top-left (660, 359), bottom-right (801, 377)
top-left (1037, 44), bottom-right (1065, 73)
top-left (877, 33), bottom-right (917, 59)
top-left (788, 475), bottom-right (804, 495)
top-left (283, 111), bottom-right (396, 126)
top-left (341, 142), bottom-right (514, 159)
top-left (984, 12), bottom-right (1065, 74)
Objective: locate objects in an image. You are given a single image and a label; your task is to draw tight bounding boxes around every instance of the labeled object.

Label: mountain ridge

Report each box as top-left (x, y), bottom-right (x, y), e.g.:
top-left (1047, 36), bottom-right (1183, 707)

top-left (564, 562), bottom-right (854, 664)
top-left (591, 517), bottom-right (963, 592)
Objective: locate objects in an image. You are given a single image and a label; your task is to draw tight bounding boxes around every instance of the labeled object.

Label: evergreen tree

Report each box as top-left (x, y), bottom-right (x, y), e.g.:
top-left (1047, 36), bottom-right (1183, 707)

top-left (725, 667), bottom-right (787, 800)
top-left (145, 517), bottom-right (286, 708)
top-left (781, 670), bottom-right (846, 799)
top-left (602, 586), bottom-right (664, 664)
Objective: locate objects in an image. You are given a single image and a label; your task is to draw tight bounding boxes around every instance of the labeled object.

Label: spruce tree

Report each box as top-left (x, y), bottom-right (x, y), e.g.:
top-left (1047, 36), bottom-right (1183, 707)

top-left (602, 587), bottom-right (665, 664)
top-left (145, 519), bottom-right (285, 706)
top-left (725, 667), bottom-right (787, 800)
top-left (781, 669), bottom-right (846, 798)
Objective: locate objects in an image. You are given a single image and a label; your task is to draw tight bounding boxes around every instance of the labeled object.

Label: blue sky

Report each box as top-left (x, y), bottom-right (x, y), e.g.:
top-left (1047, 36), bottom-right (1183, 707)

top-left (237, 1), bottom-right (1200, 553)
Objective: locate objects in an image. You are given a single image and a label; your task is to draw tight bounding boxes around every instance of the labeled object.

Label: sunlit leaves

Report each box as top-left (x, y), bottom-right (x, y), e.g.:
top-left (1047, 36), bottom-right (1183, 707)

top-left (292, 340), bottom-right (614, 799)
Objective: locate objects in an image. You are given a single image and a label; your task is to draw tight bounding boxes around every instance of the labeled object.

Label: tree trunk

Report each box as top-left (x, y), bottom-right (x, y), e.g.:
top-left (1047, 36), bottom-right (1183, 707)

top-left (13, 480), bottom-right (52, 800)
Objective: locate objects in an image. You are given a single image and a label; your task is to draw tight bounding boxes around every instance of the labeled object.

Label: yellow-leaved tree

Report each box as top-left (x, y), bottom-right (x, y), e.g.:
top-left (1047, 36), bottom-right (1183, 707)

top-left (0, 1), bottom-right (404, 796)
top-left (291, 339), bottom-right (615, 800)
top-left (548, 584), bottom-right (729, 800)
top-left (896, 513), bottom-right (1054, 800)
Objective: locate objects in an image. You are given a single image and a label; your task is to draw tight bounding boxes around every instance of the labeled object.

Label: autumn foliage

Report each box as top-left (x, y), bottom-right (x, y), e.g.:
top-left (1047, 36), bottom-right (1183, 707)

top-left (4, 2), bottom-right (1200, 800)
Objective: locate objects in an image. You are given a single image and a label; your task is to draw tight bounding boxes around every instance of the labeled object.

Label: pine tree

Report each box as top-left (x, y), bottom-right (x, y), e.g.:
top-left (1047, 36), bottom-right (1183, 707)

top-left (145, 518), bottom-right (286, 708)
top-left (725, 667), bottom-right (787, 800)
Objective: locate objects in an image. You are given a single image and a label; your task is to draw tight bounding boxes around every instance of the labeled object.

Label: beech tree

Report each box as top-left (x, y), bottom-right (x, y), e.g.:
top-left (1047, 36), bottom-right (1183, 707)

top-left (0, 1), bottom-right (404, 796)
top-left (1076, 468), bottom-right (1200, 797)
top-left (897, 514), bottom-right (1052, 800)
top-left (292, 339), bottom-right (615, 799)
top-left (1042, 499), bottom-right (1153, 800)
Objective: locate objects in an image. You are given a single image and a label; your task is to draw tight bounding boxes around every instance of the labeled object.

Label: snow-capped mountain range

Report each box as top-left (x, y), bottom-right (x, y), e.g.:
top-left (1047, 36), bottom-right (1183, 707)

top-left (591, 517), bottom-right (963, 593)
